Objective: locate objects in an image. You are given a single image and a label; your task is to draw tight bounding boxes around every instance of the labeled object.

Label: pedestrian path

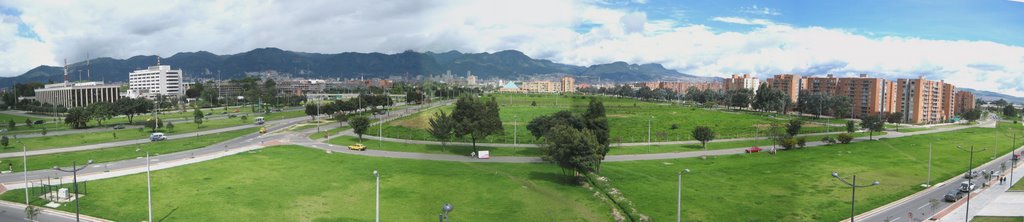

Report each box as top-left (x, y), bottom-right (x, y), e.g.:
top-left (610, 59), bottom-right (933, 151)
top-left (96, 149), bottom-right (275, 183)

top-left (936, 158), bottom-right (1024, 221)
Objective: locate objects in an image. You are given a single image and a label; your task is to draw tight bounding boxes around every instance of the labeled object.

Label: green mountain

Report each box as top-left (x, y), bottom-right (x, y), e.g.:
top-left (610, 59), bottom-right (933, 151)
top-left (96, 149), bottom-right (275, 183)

top-left (0, 48), bottom-right (714, 87)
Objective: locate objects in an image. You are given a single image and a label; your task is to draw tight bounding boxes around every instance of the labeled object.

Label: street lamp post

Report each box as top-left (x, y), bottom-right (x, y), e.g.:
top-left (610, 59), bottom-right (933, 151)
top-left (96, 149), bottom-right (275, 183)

top-left (831, 171), bottom-right (880, 222)
top-left (927, 143), bottom-right (933, 187)
top-left (677, 169), bottom-right (690, 222)
top-left (136, 149), bottom-right (153, 222)
top-left (513, 116), bottom-right (518, 146)
top-left (18, 141), bottom-right (28, 212)
top-left (956, 145), bottom-right (985, 222)
top-left (439, 203), bottom-right (454, 222)
top-left (53, 159), bottom-right (93, 222)
top-left (648, 116), bottom-right (653, 145)
top-left (373, 170), bottom-right (379, 222)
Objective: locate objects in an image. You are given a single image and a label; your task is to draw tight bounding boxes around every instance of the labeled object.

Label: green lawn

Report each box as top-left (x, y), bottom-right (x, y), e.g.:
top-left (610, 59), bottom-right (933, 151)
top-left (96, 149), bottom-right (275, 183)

top-left (606, 132), bottom-right (882, 155)
top-left (598, 122), bottom-right (1023, 221)
top-left (1011, 175), bottom-right (1024, 191)
top-left (972, 216), bottom-right (1024, 222)
top-left (328, 135), bottom-right (543, 157)
top-left (0, 129), bottom-right (252, 172)
top-left (375, 94), bottom-right (840, 144)
top-left (0, 145), bottom-right (612, 221)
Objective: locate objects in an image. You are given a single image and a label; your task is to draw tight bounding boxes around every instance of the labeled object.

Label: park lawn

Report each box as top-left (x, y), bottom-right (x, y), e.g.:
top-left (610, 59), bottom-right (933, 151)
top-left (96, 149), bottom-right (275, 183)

top-left (327, 135), bottom-right (543, 157)
top-left (0, 129), bottom-right (252, 172)
top-left (972, 216), bottom-right (1024, 222)
top-left (377, 94), bottom-right (842, 144)
top-left (598, 122), bottom-right (1024, 221)
top-left (0, 145), bottom-right (612, 221)
top-left (606, 132), bottom-right (882, 155)
top-left (1012, 175), bottom-right (1024, 191)
top-left (0, 113), bottom-right (48, 122)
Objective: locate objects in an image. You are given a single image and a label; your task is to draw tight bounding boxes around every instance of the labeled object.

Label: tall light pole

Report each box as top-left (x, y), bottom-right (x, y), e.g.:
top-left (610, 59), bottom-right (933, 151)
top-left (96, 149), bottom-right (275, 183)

top-left (439, 203), bottom-right (454, 222)
top-left (648, 116), bottom-right (653, 145)
top-left (831, 171), bottom-right (880, 222)
top-left (373, 170), bottom-right (379, 222)
top-left (136, 149), bottom-right (153, 222)
top-left (926, 143), bottom-right (933, 187)
top-left (513, 115), bottom-right (518, 145)
top-left (677, 169), bottom-right (690, 222)
top-left (956, 145), bottom-right (985, 222)
top-left (17, 140), bottom-right (28, 211)
top-left (54, 159), bottom-right (93, 222)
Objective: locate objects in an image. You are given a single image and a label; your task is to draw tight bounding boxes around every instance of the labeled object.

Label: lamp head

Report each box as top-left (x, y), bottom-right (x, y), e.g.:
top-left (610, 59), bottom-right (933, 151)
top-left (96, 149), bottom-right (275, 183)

top-left (373, 170), bottom-right (378, 177)
top-left (87, 160), bottom-right (93, 164)
top-left (872, 181), bottom-right (881, 186)
top-left (442, 203), bottom-right (454, 213)
top-left (683, 169), bottom-right (690, 173)
top-left (831, 172), bottom-right (839, 178)
top-left (52, 166), bottom-right (57, 169)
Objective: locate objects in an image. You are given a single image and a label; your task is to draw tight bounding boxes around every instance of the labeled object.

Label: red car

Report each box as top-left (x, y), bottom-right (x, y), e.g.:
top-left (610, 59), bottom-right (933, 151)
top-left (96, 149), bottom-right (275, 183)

top-left (745, 146), bottom-right (763, 153)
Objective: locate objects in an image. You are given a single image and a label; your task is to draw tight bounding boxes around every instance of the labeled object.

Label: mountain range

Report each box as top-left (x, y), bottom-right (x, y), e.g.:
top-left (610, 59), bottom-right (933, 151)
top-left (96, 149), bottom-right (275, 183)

top-left (0, 48), bottom-right (716, 87)
top-left (958, 88), bottom-right (1024, 104)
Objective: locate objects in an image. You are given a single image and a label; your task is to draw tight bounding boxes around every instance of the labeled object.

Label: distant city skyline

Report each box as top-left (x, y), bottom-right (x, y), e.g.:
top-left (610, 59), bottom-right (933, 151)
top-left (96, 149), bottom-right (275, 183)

top-left (1, 0), bottom-right (1023, 96)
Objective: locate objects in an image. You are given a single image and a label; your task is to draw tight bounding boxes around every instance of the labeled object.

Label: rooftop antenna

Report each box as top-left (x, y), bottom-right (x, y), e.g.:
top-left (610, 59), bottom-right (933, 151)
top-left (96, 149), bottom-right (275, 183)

top-left (156, 56), bottom-right (161, 66)
top-left (86, 52), bottom-right (91, 80)
top-left (63, 58), bottom-right (68, 84)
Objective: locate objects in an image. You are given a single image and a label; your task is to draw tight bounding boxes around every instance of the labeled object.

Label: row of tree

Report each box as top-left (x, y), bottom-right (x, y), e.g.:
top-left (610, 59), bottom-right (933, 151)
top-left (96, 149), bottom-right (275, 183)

top-left (63, 98), bottom-right (155, 129)
top-left (304, 93), bottom-right (395, 119)
top-left (526, 99), bottom-right (611, 175)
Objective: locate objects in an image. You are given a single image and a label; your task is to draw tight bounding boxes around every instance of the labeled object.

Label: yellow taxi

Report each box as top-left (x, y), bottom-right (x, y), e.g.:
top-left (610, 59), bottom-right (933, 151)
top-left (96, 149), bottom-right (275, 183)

top-left (348, 143), bottom-right (367, 151)
top-left (259, 127), bottom-right (267, 134)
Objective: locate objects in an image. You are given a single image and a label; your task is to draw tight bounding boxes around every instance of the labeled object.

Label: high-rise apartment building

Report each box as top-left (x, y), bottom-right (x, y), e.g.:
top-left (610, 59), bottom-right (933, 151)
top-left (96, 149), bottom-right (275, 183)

top-left (940, 82), bottom-right (957, 120)
top-left (803, 74), bottom-right (840, 95)
top-left (128, 63), bottom-right (183, 99)
top-left (560, 76), bottom-right (575, 92)
top-left (835, 75), bottom-right (898, 118)
top-left (955, 91), bottom-right (976, 114)
top-left (723, 74), bottom-right (760, 91)
top-left (896, 77), bottom-right (953, 124)
top-left (766, 74), bottom-right (802, 103)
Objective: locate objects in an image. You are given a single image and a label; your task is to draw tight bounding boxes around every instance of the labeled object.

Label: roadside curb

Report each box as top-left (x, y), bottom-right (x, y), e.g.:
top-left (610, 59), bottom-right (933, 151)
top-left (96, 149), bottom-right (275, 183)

top-left (0, 200), bottom-right (112, 222)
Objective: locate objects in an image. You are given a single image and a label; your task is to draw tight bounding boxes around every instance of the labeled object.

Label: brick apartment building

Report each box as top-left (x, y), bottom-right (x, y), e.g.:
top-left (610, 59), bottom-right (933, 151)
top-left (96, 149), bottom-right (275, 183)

top-left (896, 77), bottom-right (956, 124)
top-left (723, 74), bottom-right (760, 91)
top-left (955, 91), bottom-right (976, 114)
top-left (765, 74), bottom-right (803, 103)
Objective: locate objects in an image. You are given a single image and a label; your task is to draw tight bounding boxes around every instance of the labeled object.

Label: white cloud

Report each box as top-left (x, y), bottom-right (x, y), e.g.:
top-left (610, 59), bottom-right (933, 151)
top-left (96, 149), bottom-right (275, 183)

top-left (740, 5), bottom-right (781, 16)
top-left (1, 0), bottom-right (1023, 96)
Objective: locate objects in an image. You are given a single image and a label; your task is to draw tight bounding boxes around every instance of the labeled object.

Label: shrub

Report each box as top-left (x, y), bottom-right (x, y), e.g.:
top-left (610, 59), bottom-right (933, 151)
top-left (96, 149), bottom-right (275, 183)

top-left (821, 136), bottom-right (836, 145)
top-left (531, 101), bottom-right (537, 106)
top-left (796, 137), bottom-right (807, 148)
top-left (779, 137), bottom-right (797, 149)
top-left (838, 133), bottom-right (853, 144)
top-left (670, 124), bottom-right (679, 130)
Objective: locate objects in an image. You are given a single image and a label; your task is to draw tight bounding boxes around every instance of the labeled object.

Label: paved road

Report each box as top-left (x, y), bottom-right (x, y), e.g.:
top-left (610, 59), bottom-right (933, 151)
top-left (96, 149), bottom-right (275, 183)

top-left (0, 116), bottom-right (308, 159)
top-left (853, 115), bottom-right (1009, 222)
top-left (0, 200), bottom-right (107, 222)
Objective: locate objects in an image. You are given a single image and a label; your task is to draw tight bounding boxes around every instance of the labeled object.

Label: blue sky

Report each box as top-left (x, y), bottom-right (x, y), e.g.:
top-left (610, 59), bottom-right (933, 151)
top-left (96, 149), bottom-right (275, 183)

top-left (603, 0), bottom-right (1024, 46)
top-left (1, 0), bottom-right (1024, 96)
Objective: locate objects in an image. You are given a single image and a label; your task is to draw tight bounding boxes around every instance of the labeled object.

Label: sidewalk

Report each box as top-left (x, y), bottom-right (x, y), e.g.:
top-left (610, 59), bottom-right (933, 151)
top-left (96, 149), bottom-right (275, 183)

top-left (936, 159), bottom-right (1024, 221)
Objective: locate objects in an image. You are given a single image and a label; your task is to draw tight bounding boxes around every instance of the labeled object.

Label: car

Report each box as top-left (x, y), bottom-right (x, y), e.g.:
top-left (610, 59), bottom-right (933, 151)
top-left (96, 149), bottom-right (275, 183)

top-left (33, 120), bottom-right (44, 125)
top-left (1014, 153), bottom-right (1021, 161)
top-left (964, 170), bottom-right (980, 179)
top-left (944, 189), bottom-right (965, 202)
top-left (745, 146), bottom-right (762, 153)
top-left (255, 117), bottom-right (265, 125)
top-left (149, 133), bottom-right (167, 142)
top-left (959, 181), bottom-right (977, 193)
top-left (259, 127), bottom-right (267, 134)
top-left (112, 124), bottom-right (125, 129)
top-left (348, 143), bottom-right (367, 151)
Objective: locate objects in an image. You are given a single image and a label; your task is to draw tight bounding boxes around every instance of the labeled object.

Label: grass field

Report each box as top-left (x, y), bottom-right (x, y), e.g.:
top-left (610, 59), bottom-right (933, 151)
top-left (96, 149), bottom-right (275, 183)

top-left (0, 145), bottom-right (612, 221)
top-left (328, 135), bottom-right (543, 157)
top-left (598, 122), bottom-right (1023, 221)
top-left (1012, 175), bottom-right (1024, 191)
top-left (0, 129), bottom-right (252, 172)
top-left (374, 94), bottom-right (836, 144)
top-left (972, 216), bottom-right (1024, 222)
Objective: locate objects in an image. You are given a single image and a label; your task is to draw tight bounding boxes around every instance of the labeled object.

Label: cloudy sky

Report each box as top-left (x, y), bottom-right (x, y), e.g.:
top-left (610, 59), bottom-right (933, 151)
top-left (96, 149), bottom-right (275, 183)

top-left (2, 0), bottom-right (1024, 96)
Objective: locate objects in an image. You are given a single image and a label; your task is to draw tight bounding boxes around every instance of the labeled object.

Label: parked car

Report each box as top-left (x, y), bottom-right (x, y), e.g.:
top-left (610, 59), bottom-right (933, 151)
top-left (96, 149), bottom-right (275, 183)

top-left (944, 189), bottom-right (964, 202)
top-left (33, 120), bottom-right (44, 125)
top-left (964, 170), bottom-right (980, 179)
top-left (255, 117), bottom-right (265, 125)
top-left (348, 143), bottom-right (367, 151)
top-left (1013, 153), bottom-right (1021, 161)
top-left (959, 181), bottom-right (977, 193)
top-left (112, 124), bottom-right (125, 129)
top-left (149, 133), bottom-right (167, 142)
top-left (745, 146), bottom-right (762, 153)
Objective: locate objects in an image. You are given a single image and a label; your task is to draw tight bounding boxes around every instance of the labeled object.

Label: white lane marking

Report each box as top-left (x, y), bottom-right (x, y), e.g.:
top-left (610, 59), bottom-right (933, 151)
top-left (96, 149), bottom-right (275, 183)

top-left (918, 204), bottom-right (929, 210)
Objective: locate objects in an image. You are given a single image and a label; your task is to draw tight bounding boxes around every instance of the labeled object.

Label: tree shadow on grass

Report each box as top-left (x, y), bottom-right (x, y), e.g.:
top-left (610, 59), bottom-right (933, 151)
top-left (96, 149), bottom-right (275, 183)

top-left (158, 206), bottom-right (178, 222)
top-left (528, 171), bottom-right (580, 186)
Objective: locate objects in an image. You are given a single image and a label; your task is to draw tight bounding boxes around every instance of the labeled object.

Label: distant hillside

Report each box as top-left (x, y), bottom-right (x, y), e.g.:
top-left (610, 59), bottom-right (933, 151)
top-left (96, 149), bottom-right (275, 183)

top-left (959, 88), bottom-right (1024, 104)
top-left (0, 48), bottom-right (717, 87)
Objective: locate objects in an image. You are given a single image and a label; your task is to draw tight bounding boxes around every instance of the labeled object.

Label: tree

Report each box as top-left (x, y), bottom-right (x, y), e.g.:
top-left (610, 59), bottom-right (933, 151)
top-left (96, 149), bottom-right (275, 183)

top-left (305, 103), bottom-right (319, 120)
top-left (334, 112), bottom-right (348, 127)
top-left (64, 107), bottom-right (91, 129)
top-left (860, 115), bottom-right (885, 140)
top-left (87, 102), bottom-right (114, 126)
top-left (427, 110), bottom-right (455, 150)
top-left (1003, 104), bottom-right (1018, 118)
top-left (837, 133), bottom-right (853, 144)
top-left (583, 98), bottom-right (610, 170)
top-left (166, 121), bottom-right (175, 131)
top-left (451, 96), bottom-right (503, 153)
top-left (541, 124), bottom-right (602, 178)
top-left (194, 108), bottom-right (204, 127)
top-left (145, 118), bottom-right (164, 132)
top-left (6, 119), bottom-right (13, 129)
top-left (349, 116), bottom-right (370, 142)
top-left (728, 89), bottom-right (753, 109)
top-left (691, 126), bottom-right (716, 150)
top-left (829, 96), bottom-right (852, 119)
top-left (0, 135), bottom-right (8, 148)
top-left (845, 120), bottom-right (856, 133)
top-left (886, 112), bottom-right (903, 132)
top-left (41, 127), bottom-right (47, 136)
top-left (24, 118), bottom-right (32, 128)
top-left (24, 205), bottom-right (40, 221)
top-left (964, 109), bottom-right (982, 122)
top-left (786, 119), bottom-right (803, 136)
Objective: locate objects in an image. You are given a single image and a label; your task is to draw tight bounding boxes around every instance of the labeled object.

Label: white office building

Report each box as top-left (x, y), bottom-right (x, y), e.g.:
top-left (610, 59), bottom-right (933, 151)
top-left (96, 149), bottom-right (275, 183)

top-left (35, 81), bottom-right (123, 108)
top-left (129, 65), bottom-right (183, 99)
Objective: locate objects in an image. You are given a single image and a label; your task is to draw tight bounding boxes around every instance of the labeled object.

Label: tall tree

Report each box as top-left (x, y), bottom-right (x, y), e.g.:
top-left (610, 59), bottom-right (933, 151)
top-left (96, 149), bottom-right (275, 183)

top-left (541, 124), bottom-right (602, 178)
top-left (451, 96), bottom-right (504, 153)
top-left (829, 96), bottom-right (852, 119)
top-left (583, 98), bottom-right (610, 170)
top-left (845, 120), bottom-right (856, 133)
top-left (691, 126), bottom-right (716, 150)
top-left (729, 89), bottom-right (753, 109)
top-left (87, 102), bottom-right (114, 126)
top-left (963, 109), bottom-right (982, 122)
top-left (194, 108), bottom-right (204, 126)
top-left (64, 107), bottom-right (91, 129)
top-left (427, 110), bottom-right (455, 150)
top-left (886, 112), bottom-right (903, 132)
top-left (349, 116), bottom-right (370, 142)
top-left (860, 115), bottom-right (885, 140)
top-left (304, 103), bottom-right (319, 120)
top-left (1003, 104), bottom-right (1018, 118)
